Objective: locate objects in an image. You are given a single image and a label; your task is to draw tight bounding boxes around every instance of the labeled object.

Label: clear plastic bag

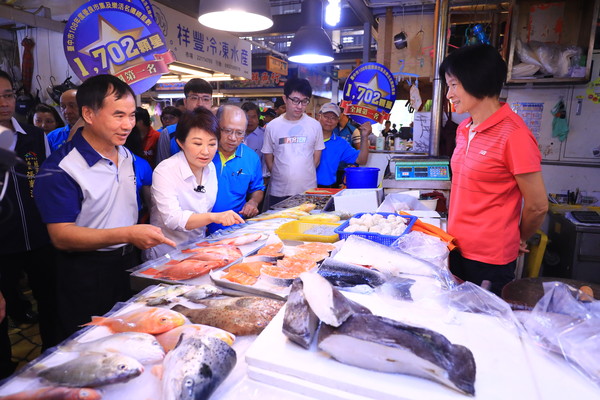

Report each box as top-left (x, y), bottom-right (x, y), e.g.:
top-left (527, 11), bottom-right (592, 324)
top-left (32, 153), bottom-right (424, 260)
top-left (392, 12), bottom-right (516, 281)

top-left (516, 39), bottom-right (582, 77)
top-left (391, 230), bottom-right (449, 269)
top-left (520, 281), bottom-right (600, 386)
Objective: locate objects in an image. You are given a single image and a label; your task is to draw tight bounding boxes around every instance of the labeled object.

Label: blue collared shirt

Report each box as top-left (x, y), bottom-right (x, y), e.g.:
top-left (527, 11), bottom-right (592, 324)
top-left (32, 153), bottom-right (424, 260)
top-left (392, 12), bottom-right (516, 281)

top-left (316, 134), bottom-right (360, 186)
top-left (207, 143), bottom-right (265, 233)
top-left (47, 124), bottom-right (71, 153)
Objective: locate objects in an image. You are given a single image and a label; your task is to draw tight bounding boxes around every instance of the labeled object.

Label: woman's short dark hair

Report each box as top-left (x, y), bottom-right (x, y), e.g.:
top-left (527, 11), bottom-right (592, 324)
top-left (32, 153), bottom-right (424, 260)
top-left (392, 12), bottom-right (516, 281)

top-left (283, 77), bottom-right (312, 98)
top-left (76, 74), bottom-right (135, 114)
top-left (31, 103), bottom-right (65, 128)
top-left (439, 44), bottom-right (507, 99)
top-left (175, 106), bottom-right (219, 144)
top-left (135, 107), bottom-right (151, 127)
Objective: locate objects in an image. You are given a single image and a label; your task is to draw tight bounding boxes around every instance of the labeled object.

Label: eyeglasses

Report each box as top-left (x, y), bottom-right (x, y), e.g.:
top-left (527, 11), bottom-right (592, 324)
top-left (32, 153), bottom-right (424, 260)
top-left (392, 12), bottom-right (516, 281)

top-left (287, 96), bottom-right (310, 106)
top-left (221, 128), bottom-right (245, 138)
top-left (187, 95), bottom-right (212, 103)
top-left (321, 113), bottom-right (339, 121)
top-left (0, 92), bottom-right (16, 101)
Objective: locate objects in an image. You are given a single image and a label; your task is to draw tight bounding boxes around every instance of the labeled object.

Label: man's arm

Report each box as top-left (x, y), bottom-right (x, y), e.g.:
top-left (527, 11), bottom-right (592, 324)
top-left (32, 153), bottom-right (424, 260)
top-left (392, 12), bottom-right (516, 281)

top-left (264, 153), bottom-right (274, 172)
top-left (313, 150), bottom-right (322, 168)
top-left (47, 223), bottom-right (176, 251)
top-left (240, 190), bottom-right (264, 218)
top-left (355, 122), bottom-right (372, 165)
top-left (515, 171), bottom-right (548, 254)
top-left (155, 128), bottom-right (172, 165)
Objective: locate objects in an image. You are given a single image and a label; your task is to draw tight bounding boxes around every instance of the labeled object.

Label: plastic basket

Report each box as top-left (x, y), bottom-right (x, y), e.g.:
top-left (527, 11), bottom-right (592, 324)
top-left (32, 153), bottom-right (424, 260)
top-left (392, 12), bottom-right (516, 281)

top-left (276, 221), bottom-right (341, 243)
top-left (334, 212), bottom-right (417, 246)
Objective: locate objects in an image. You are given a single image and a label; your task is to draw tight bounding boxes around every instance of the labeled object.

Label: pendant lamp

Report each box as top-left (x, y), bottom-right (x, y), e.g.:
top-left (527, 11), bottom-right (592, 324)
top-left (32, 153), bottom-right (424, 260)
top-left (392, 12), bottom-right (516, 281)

top-left (198, 0), bottom-right (273, 32)
top-left (288, 0), bottom-right (334, 64)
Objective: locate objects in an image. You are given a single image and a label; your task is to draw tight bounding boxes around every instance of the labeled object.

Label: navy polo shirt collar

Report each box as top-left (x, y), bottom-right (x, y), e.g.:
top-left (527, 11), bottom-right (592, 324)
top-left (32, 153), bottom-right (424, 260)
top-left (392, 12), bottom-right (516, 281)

top-left (71, 128), bottom-right (130, 167)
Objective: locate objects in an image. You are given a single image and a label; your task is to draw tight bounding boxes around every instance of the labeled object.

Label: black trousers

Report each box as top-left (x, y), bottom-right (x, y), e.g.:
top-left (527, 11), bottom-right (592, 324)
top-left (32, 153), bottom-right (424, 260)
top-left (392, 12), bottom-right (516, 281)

top-left (449, 251), bottom-right (516, 296)
top-left (0, 245), bottom-right (60, 350)
top-left (55, 247), bottom-right (139, 340)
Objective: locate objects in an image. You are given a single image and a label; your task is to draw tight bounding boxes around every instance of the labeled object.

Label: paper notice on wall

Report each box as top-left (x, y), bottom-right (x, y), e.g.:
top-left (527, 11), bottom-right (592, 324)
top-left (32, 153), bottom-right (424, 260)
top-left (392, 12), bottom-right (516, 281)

top-left (412, 112), bottom-right (431, 153)
top-left (528, 2), bottom-right (564, 43)
top-left (510, 102), bottom-right (544, 140)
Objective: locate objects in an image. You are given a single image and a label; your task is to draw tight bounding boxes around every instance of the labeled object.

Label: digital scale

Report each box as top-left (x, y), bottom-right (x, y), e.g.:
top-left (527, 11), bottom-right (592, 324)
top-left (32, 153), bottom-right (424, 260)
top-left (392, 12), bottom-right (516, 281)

top-left (391, 158), bottom-right (451, 181)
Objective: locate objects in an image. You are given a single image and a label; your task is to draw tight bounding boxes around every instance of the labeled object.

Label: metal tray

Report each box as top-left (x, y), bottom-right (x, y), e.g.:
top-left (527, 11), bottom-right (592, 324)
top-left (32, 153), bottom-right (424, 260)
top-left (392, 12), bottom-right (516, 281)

top-left (271, 193), bottom-right (334, 211)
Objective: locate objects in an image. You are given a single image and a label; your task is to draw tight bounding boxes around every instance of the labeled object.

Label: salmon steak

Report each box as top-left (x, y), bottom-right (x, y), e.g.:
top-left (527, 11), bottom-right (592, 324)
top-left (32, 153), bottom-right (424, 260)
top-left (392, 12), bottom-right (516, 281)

top-left (154, 259), bottom-right (228, 281)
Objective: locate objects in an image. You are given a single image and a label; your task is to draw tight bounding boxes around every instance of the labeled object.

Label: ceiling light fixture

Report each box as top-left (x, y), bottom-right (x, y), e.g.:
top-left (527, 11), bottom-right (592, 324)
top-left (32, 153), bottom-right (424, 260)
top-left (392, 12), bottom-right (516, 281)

top-left (168, 64), bottom-right (213, 77)
top-left (288, 0), bottom-right (334, 64)
top-left (198, 0), bottom-right (273, 32)
top-left (325, 0), bottom-right (341, 27)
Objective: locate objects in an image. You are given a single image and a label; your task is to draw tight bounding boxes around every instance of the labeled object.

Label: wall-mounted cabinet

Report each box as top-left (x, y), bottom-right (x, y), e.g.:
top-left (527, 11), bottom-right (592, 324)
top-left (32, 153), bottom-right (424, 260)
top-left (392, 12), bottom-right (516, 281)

top-left (506, 0), bottom-right (600, 84)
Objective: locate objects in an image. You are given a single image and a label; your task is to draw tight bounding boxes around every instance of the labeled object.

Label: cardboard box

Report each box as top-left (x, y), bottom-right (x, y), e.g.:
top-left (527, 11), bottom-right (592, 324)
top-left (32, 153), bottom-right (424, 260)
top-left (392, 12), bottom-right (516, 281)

top-left (333, 188), bottom-right (383, 214)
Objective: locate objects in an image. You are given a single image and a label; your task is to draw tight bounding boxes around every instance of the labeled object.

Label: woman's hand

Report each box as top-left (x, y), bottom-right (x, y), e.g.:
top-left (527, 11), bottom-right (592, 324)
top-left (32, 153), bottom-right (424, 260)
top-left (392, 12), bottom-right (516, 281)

top-left (519, 238), bottom-right (530, 255)
top-left (212, 210), bottom-right (245, 227)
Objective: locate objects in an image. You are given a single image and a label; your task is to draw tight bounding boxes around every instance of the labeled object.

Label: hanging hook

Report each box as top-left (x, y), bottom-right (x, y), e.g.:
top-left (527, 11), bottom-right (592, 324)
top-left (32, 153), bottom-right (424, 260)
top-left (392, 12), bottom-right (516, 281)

top-left (35, 74), bottom-right (42, 90)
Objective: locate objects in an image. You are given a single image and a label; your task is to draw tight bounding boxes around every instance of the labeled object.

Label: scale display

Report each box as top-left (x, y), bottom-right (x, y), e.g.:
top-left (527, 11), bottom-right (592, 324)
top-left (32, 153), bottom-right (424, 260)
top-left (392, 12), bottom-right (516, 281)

top-left (393, 160), bottom-right (450, 181)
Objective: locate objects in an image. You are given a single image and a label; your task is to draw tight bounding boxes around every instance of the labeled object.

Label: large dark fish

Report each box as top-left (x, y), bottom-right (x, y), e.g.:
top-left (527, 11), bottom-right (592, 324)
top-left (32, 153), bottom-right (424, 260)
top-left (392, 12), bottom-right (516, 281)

top-left (299, 272), bottom-right (371, 327)
top-left (318, 313), bottom-right (476, 396)
top-left (317, 258), bottom-right (387, 288)
top-left (282, 278), bottom-right (319, 349)
top-left (172, 296), bottom-right (284, 336)
top-left (161, 332), bottom-right (237, 400)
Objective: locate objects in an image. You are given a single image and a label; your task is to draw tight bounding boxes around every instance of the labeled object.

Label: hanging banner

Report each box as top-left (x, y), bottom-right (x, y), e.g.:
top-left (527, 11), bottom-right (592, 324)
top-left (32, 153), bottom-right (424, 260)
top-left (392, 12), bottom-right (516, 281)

top-left (152, 3), bottom-right (252, 79)
top-left (341, 62), bottom-right (396, 124)
top-left (63, 0), bottom-right (173, 95)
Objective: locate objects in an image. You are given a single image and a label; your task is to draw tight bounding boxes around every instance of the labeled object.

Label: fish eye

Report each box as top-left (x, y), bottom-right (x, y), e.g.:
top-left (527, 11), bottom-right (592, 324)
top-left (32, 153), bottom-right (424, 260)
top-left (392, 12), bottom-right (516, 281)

top-left (118, 363), bottom-right (127, 370)
top-left (185, 378), bottom-right (194, 387)
top-left (160, 317), bottom-right (168, 323)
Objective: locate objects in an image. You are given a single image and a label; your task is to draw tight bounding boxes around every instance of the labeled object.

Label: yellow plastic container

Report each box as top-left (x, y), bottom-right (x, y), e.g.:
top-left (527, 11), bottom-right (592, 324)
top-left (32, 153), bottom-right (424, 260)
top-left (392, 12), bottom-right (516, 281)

top-left (524, 230), bottom-right (548, 278)
top-left (275, 221), bottom-right (341, 243)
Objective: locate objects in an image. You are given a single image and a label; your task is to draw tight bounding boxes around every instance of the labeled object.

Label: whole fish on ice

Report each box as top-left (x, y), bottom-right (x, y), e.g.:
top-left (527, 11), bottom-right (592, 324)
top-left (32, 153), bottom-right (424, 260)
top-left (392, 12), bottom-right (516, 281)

top-left (82, 306), bottom-right (185, 334)
top-left (318, 258), bottom-right (386, 288)
top-left (318, 313), bottom-right (476, 396)
top-left (0, 387), bottom-right (102, 400)
top-left (183, 244), bottom-right (242, 262)
top-left (334, 235), bottom-right (440, 278)
top-left (156, 323), bottom-right (236, 352)
top-left (36, 353), bottom-right (143, 387)
top-left (161, 332), bottom-right (237, 400)
top-left (198, 232), bottom-right (267, 247)
top-left (60, 332), bottom-right (165, 364)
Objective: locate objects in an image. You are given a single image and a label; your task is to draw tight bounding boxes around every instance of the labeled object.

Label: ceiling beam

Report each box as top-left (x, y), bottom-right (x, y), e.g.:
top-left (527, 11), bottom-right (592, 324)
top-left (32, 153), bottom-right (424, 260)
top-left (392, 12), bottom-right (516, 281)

top-left (346, 0), bottom-right (377, 29)
top-left (0, 4), bottom-right (64, 32)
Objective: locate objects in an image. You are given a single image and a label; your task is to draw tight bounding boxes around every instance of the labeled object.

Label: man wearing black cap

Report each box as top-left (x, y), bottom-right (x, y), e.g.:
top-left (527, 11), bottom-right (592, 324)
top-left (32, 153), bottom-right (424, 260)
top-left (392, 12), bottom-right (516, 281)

top-left (273, 97), bottom-right (286, 116)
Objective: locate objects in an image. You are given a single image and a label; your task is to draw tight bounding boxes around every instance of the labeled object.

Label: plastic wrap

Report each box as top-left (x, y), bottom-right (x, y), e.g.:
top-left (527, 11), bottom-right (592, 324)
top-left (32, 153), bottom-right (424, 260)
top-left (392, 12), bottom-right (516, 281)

top-left (391, 230), bottom-right (449, 269)
top-left (516, 39), bottom-right (582, 77)
top-left (519, 281), bottom-right (600, 386)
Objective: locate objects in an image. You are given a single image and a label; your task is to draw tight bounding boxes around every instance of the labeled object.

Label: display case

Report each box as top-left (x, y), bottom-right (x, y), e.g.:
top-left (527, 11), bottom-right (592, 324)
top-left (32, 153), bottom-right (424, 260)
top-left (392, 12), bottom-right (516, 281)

top-left (506, 0), bottom-right (600, 83)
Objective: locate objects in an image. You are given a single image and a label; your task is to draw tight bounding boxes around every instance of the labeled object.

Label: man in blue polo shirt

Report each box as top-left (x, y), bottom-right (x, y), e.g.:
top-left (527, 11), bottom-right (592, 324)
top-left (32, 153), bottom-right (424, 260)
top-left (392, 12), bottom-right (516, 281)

top-left (47, 88), bottom-right (80, 152)
top-left (316, 103), bottom-right (371, 188)
top-left (207, 104), bottom-right (265, 234)
top-left (155, 78), bottom-right (213, 165)
top-left (34, 74), bottom-right (175, 339)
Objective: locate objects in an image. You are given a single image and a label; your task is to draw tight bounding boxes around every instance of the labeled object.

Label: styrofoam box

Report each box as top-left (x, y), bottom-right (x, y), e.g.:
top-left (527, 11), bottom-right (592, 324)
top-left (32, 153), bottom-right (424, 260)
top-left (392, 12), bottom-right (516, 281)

top-left (333, 188), bottom-right (383, 214)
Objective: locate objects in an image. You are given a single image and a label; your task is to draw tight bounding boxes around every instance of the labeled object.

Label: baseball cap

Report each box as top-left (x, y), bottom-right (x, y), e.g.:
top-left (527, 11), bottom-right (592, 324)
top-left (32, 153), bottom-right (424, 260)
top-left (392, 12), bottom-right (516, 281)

top-left (319, 103), bottom-right (340, 116)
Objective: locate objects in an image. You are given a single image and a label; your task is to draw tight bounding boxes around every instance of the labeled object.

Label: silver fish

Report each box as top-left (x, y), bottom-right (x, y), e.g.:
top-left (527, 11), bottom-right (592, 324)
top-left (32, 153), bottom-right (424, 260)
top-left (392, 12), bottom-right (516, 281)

top-left (318, 313), bottom-right (476, 396)
top-left (318, 258), bottom-right (387, 288)
top-left (137, 284), bottom-right (192, 306)
top-left (60, 332), bottom-right (165, 364)
top-left (161, 332), bottom-right (237, 400)
top-left (282, 278), bottom-right (319, 349)
top-left (182, 284), bottom-right (223, 302)
top-left (299, 272), bottom-right (370, 327)
top-left (37, 352), bottom-right (143, 387)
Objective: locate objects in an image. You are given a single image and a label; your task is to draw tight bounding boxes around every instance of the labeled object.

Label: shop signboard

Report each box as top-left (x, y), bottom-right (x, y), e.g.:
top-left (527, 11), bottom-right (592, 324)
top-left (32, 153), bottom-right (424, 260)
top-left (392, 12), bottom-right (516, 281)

top-left (219, 70), bottom-right (285, 89)
top-left (266, 55), bottom-right (288, 76)
top-left (341, 62), bottom-right (396, 124)
top-left (151, 3), bottom-right (252, 79)
top-left (63, 0), bottom-right (173, 95)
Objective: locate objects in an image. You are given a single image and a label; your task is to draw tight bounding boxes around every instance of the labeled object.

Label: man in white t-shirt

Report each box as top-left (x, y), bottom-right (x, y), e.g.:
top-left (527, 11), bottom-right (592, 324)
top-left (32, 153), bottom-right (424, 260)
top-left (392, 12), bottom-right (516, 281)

top-left (262, 78), bottom-right (324, 208)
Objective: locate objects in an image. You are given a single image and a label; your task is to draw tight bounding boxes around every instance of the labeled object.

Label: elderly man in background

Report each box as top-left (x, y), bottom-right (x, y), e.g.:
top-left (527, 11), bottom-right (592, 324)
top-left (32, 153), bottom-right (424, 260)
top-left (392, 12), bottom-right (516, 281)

top-left (47, 88), bottom-right (79, 152)
top-left (207, 104), bottom-right (265, 234)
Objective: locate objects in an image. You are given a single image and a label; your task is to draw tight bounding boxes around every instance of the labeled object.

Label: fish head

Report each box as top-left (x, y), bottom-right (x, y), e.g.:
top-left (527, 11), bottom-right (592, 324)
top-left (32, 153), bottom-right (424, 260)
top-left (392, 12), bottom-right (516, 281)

top-left (178, 371), bottom-right (211, 400)
top-left (105, 354), bottom-right (145, 381)
top-left (156, 310), bottom-right (187, 332)
top-left (78, 388), bottom-right (103, 400)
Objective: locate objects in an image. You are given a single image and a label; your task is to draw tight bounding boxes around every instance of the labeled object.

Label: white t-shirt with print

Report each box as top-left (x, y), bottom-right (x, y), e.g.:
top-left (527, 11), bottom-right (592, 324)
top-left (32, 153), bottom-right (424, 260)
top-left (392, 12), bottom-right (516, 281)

top-left (262, 114), bottom-right (324, 197)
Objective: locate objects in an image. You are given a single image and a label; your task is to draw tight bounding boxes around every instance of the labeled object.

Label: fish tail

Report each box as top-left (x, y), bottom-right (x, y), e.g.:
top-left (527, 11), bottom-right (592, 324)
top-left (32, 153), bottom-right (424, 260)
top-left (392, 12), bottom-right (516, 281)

top-left (81, 316), bottom-right (107, 327)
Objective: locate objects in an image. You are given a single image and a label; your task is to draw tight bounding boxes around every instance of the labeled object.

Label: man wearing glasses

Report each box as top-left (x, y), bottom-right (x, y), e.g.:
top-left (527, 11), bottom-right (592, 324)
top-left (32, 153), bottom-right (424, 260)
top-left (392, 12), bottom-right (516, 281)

top-left (262, 78), bottom-right (324, 208)
top-left (207, 105), bottom-right (265, 234)
top-left (0, 70), bottom-right (59, 376)
top-left (155, 78), bottom-right (213, 164)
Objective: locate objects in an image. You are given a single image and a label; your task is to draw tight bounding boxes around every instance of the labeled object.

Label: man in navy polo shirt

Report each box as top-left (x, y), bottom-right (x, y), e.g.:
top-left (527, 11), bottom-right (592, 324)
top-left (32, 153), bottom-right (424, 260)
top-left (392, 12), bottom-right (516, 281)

top-left (34, 74), bottom-right (175, 339)
top-left (207, 104), bottom-right (265, 234)
top-left (316, 103), bottom-right (371, 188)
top-left (155, 78), bottom-right (213, 165)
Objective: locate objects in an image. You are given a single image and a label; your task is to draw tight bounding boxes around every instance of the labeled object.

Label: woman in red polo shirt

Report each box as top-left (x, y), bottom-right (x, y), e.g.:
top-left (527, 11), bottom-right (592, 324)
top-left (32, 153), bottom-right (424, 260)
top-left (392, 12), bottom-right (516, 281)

top-left (439, 44), bottom-right (548, 296)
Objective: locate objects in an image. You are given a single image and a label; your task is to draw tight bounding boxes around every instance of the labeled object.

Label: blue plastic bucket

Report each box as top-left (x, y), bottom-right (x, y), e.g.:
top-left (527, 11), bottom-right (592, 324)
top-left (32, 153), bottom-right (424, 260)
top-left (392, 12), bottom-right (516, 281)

top-left (345, 167), bottom-right (380, 188)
